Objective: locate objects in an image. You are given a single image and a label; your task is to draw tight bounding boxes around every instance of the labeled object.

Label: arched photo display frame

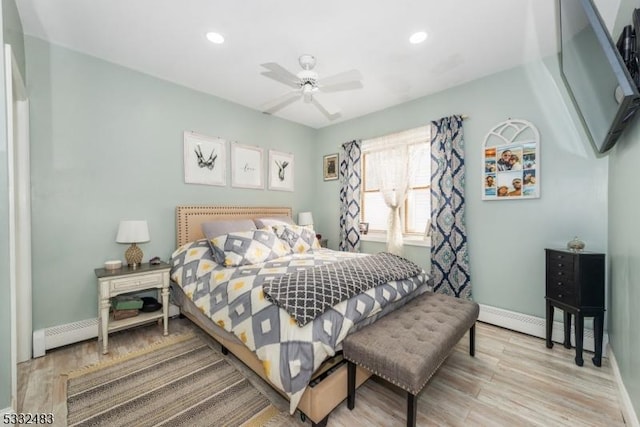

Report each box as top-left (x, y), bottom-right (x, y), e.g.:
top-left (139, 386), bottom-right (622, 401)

top-left (482, 119), bottom-right (540, 200)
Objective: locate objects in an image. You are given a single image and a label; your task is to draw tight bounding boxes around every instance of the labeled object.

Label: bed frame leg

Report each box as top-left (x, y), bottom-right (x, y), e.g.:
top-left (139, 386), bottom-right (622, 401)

top-left (469, 324), bottom-right (476, 357)
top-left (311, 415), bottom-right (329, 427)
top-left (221, 345), bottom-right (228, 355)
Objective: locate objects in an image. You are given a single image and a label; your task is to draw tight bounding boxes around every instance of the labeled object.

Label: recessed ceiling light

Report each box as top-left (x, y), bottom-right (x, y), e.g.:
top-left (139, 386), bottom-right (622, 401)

top-left (409, 31), bottom-right (428, 44)
top-left (206, 32), bottom-right (225, 44)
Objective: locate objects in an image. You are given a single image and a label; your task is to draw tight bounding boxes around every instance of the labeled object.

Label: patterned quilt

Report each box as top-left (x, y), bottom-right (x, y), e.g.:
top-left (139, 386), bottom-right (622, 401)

top-left (170, 240), bottom-right (429, 413)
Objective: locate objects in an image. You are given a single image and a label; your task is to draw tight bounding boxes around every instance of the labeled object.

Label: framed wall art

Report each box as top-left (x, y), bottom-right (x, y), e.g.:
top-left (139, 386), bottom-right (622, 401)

top-left (268, 150), bottom-right (294, 192)
top-left (323, 153), bottom-right (339, 181)
top-left (183, 131), bottom-right (226, 186)
top-left (231, 143), bottom-right (264, 189)
top-left (482, 119), bottom-right (540, 200)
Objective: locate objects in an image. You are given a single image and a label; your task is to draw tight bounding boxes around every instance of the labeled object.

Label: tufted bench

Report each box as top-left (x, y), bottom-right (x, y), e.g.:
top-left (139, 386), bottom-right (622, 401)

top-left (343, 291), bottom-right (480, 427)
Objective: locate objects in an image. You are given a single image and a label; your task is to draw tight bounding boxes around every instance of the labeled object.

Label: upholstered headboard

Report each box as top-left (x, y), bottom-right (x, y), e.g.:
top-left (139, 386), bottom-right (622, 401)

top-left (175, 205), bottom-right (293, 247)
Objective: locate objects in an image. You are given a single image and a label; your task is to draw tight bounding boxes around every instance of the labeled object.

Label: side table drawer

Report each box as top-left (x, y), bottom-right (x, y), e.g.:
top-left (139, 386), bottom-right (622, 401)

top-left (547, 267), bottom-right (575, 284)
top-left (547, 282), bottom-right (576, 305)
top-left (547, 250), bottom-right (575, 265)
top-left (110, 272), bottom-right (164, 293)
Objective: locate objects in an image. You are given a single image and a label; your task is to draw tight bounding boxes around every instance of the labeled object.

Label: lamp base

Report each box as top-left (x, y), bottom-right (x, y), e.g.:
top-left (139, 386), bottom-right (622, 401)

top-left (125, 243), bottom-right (143, 268)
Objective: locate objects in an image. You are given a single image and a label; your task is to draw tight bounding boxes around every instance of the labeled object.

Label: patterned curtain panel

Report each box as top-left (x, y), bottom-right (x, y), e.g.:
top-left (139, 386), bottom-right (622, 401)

top-left (339, 140), bottom-right (362, 252)
top-left (430, 116), bottom-right (471, 299)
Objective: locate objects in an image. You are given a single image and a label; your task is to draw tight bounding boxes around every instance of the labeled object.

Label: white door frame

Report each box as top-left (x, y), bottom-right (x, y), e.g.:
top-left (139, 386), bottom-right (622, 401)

top-left (6, 43), bottom-right (31, 410)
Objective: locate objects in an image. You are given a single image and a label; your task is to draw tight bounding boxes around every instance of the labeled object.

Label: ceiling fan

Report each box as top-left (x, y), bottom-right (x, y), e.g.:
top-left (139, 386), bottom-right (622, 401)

top-left (259, 54), bottom-right (363, 119)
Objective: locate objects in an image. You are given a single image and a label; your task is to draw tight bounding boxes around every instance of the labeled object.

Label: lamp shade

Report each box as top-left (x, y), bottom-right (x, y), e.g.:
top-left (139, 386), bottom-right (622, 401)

top-left (116, 220), bottom-right (150, 244)
top-left (298, 212), bottom-right (314, 226)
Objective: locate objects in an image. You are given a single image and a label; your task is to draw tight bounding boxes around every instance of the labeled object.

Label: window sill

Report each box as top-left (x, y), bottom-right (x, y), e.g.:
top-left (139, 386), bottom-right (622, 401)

top-left (360, 233), bottom-right (430, 248)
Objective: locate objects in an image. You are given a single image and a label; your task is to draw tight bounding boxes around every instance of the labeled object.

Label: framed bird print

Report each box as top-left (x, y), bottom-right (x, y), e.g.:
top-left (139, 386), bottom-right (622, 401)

top-left (268, 150), bottom-right (294, 191)
top-left (183, 131), bottom-right (226, 186)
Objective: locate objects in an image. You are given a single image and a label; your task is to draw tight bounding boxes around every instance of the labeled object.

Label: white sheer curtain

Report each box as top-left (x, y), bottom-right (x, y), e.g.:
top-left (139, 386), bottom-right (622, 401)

top-left (364, 127), bottom-right (429, 255)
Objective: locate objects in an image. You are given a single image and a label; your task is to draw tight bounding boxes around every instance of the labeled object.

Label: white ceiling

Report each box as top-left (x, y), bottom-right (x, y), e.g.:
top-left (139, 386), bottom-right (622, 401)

top-left (16, 0), bottom-right (558, 129)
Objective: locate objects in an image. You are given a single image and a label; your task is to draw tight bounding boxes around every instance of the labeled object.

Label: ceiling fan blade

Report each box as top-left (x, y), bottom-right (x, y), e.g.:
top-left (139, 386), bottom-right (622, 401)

top-left (319, 80), bottom-right (363, 93)
top-left (320, 69), bottom-right (363, 87)
top-left (312, 93), bottom-right (341, 119)
top-left (260, 62), bottom-right (300, 88)
top-left (261, 90), bottom-right (301, 114)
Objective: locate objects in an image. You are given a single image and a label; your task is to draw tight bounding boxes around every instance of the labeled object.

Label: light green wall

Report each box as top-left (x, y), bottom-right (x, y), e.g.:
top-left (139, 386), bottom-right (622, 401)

top-left (314, 57), bottom-right (608, 319)
top-left (0, 0), bottom-right (24, 410)
top-left (25, 36), bottom-right (316, 329)
top-left (608, 111), bottom-right (640, 423)
top-left (607, 0), bottom-right (640, 419)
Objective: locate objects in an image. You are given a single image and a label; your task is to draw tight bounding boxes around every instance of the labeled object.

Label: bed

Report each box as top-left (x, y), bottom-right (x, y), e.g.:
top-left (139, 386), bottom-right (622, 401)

top-left (169, 205), bottom-right (431, 426)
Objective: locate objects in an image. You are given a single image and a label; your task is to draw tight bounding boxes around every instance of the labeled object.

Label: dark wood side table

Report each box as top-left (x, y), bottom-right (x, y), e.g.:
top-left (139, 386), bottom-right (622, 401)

top-left (545, 249), bottom-right (605, 367)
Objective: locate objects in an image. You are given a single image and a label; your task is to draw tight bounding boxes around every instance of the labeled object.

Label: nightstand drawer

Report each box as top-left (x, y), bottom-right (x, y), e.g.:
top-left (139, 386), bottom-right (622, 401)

top-left (110, 272), bottom-right (164, 292)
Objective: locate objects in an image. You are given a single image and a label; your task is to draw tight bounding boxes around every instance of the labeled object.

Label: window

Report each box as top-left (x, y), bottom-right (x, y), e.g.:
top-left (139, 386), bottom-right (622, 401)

top-left (361, 126), bottom-right (431, 236)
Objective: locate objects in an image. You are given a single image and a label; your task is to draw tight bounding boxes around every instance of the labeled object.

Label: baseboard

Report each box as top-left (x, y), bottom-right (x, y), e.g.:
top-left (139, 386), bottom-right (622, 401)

top-left (478, 304), bottom-right (609, 355)
top-left (32, 304), bottom-right (181, 357)
top-left (609, 348), bottom-right (640, 427)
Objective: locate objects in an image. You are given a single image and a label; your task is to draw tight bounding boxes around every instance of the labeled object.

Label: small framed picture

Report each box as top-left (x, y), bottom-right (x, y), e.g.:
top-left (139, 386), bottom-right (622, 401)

top-left (323, 153), bottom-right (339, 181)
top-left (268, 150), bottom-right (294, 192)
top-left (359, 222), bottom-right (369, 235)
top-left (183, 131), bottom-right (226, 186)
top-left (231, 144), bottom-right (264, 189)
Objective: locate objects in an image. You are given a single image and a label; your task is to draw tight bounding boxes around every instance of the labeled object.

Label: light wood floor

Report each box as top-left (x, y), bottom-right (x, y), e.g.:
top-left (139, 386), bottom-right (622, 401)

top-left (18, 318), bottom-right (627, 426)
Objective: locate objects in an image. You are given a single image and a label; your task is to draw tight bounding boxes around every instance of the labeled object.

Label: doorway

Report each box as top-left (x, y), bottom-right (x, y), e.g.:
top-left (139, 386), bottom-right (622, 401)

top-left (6, 43), bottom-right (31, 409)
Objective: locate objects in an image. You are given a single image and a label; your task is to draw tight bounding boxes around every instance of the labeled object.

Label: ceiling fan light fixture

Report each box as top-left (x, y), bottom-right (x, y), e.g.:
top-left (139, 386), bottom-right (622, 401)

top-left (206, 32), bottom-right (225, 44)
top-left (302, 83), bottom-right (314, 103)
top-left (260, 54), bottom-right (362, 120)
top-left (409, 31), bottom-right (428, 44)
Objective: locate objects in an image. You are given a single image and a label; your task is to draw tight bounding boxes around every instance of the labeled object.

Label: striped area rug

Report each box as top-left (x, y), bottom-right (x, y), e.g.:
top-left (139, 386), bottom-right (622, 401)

top-left (65, 333), bottom-right (290, 426)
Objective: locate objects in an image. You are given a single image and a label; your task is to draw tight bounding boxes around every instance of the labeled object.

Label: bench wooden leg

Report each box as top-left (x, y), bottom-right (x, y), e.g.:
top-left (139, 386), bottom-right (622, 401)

top-left (407, 392), bottom-right (417, 427)
top-left (347, 361), bottom-right (356, 410)
top-left (469, 324), bottom-right (475, 357)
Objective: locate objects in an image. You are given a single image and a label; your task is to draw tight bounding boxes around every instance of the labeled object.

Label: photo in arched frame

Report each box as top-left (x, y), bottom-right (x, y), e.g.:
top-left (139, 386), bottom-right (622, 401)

top-left (482, 119), bottom-right (540, 200)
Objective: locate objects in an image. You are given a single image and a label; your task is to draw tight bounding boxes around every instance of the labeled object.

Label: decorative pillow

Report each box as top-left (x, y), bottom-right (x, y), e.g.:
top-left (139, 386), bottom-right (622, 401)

top-left (202, 219), bottom-right (257, 264)
top-left (253, 216), bottom-right (295, 229)
top-left (271, 224), bottom-right (321, 253)
top-left (201, 219), bottom-right (256, 240)
top-left (210, 229), bottom-right (292, 267)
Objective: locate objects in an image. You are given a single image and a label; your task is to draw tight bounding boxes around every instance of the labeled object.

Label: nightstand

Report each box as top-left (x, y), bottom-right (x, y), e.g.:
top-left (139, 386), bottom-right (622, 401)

top-left (320, 238), bottom-right (328, 248)
top-left (94, 262), bottom-right (171, 354)
top-left (544, 249), bottom-right (605, 367)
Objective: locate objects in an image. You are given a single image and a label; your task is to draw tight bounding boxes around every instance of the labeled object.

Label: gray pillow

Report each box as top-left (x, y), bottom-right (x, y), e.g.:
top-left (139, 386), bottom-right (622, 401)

top-left (253, 216), bottom-right (295, 229)
top-left (201, 219), bottom-right (256, 240)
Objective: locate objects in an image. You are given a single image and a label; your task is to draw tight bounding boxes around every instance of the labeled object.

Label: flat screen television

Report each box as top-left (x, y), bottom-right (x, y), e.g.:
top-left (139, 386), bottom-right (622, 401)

top-left (559, 0), bottom-right (640, 153)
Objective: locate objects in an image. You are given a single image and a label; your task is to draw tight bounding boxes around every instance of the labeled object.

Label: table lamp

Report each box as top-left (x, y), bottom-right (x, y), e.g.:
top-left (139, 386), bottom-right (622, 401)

top-left (298, 211), bottom-right (314, 230)
top-left (116, 220), bottom-right (150, 268)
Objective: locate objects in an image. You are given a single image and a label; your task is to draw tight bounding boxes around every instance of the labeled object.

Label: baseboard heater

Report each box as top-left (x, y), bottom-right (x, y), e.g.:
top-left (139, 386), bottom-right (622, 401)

top-left (32, 304), bottom-right (605, 358)
top-left (478, 303), bottom-right (609, 355)
top-left (32, 304), bottom-right (180, 357)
